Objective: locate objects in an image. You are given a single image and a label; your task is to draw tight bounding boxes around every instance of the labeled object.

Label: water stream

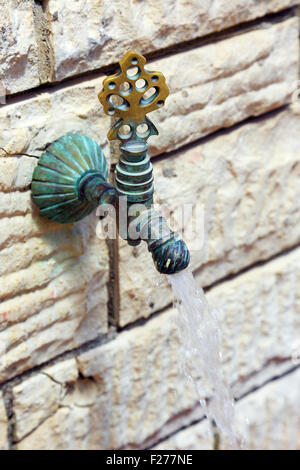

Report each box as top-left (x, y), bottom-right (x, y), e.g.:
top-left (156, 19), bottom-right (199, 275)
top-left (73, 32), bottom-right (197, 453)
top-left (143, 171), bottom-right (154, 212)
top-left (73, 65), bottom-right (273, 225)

top-left (168, 268), bottom-right (240, 449)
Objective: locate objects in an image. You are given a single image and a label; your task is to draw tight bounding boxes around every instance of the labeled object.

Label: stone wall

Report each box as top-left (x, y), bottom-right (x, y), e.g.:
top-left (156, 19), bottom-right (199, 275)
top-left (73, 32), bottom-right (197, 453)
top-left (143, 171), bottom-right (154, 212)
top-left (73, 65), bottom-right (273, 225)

top-left (0, 0), bottom-right (299, 450)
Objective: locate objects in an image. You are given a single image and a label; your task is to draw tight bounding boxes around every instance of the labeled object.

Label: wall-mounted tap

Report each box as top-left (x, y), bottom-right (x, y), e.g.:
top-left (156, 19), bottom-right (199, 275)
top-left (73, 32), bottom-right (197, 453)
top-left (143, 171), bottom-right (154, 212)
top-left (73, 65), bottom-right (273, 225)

top-left (31, 51), bottom-right (190, 275)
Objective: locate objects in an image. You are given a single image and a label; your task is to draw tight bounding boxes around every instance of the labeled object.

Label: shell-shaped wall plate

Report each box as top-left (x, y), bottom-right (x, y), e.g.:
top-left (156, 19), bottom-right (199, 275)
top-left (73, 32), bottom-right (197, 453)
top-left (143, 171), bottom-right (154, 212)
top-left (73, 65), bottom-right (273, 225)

top-left (31, 133), bottom-right (108, 223)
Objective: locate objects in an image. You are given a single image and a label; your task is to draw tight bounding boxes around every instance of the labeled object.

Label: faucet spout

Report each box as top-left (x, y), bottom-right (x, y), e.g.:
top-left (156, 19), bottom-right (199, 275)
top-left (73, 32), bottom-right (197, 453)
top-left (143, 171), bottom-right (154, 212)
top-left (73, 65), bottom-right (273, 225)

top-left (136, 209), bottom-right (190, 274)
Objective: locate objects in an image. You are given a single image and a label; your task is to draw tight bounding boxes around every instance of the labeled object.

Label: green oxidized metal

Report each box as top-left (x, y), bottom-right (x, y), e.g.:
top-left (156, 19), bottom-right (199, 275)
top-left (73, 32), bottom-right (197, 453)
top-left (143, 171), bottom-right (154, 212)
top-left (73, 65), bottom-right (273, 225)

top-left (31, 51), bottom-right (190, 275)
top-left (137, 209), bottom-right (191, 274)
top-left (115, 138), bottom-right (154, 246)
top-left (31, 133), bottom-right (116, 223)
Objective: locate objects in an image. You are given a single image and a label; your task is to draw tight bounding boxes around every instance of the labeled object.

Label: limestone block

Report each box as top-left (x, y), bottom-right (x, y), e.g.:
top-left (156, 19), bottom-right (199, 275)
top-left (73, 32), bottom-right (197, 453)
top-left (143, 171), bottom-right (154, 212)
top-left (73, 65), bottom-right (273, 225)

top-left (149, 17), bottom-right (299, 156)
top-left (0, 392), bottom-right (8, 450)
top-left (155, 369), bottom-right (300, 450)
top-left (0, 0), bottom-right (40, 95)
top-left (0, 158), bottom-right (37, 192)
top-left (13, 358), bottom-right (78, 441)
top-left (15, 309), bottom-right (203, 449)
top-left (0, 191), bottom-right (32, 218)
top-left (43, 358), bottom-right (79, 384)
top-left (0, 77), bottom-right (108, 160)
top-left (208, 249), bottom-right (300, 397)
top-left (119, 103), bottom-right (300, 325)
top-left (13, 248), bottom-right (300, 449)
top-left (48, 0), bottom-right (299, 81)
top-left (13, 374), bottom-right (62, 441)
top-left (0, 76), bottom-right (115, 383)
top-left (0, 213), bottom-right (109, 383)
top-left (222, 368), bottom-right (300, 450)
top-left (102, 17), bottom-right (299, 163)
top-left (153, 420), bottom-right (212, 450)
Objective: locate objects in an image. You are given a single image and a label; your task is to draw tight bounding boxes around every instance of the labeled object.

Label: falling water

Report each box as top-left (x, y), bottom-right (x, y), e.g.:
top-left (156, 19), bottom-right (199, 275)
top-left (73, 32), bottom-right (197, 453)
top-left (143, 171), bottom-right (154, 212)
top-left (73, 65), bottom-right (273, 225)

top-left (168, 268), bottom-right (240, 449)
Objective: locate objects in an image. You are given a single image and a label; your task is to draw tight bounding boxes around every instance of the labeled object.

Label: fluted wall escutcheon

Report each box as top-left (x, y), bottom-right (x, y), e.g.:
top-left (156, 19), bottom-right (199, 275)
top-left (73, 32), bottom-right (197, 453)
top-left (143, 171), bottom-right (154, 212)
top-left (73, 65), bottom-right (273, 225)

top-left (31, 133), bottom-right (113, 223)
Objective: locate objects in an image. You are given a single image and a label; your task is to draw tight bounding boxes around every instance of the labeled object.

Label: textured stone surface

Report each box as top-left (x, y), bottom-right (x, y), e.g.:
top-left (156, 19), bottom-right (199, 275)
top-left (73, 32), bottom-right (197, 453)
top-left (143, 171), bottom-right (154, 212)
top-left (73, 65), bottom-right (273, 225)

top-left (0, 1), bottom-right (299, 452)
top-left (0, 212), bottom-right (109, 383)
top-left (149, 17), bottom-right (299, 157)
top-left (2, 1), bottom-right (298, 96)
top-left (48, 0), bottom-right (300, 81)
top-left (1, 18), bottom-right (297, 163)
top-left (0, 0), bottom-right (40, 95)
top-left (0, 77), bottom-right (114, 383)
top-left (13, 358), bottom-right (78, 441)
top-left (0, 158), bottom-right (37, 195)
top-left (153, 420), bottom-right (212, 450)
top-left (0, 392), bottom-right (8, 450)
top-left (13, 248), bottom-right (300, 449)
top-left (209, 248), bottom-right (300, 397)
top-left (119, 103), bottom-right (300, 325)
top-left (0, 77), bottom-right (108, 161)
top-left (14, 309), bottom-right (202, 450)
top-left (155, 369), bottom-right (300, 450)
top-left (102, 17), bottom-right (299, 163)
top-left (223, 368), bottom-right (300, 450)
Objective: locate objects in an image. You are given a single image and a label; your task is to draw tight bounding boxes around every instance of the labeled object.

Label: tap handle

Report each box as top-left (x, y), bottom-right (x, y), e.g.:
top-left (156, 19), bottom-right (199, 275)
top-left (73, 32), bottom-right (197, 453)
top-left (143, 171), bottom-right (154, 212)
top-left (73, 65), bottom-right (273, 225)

top-left (98, 50), bottom-right (169, 141)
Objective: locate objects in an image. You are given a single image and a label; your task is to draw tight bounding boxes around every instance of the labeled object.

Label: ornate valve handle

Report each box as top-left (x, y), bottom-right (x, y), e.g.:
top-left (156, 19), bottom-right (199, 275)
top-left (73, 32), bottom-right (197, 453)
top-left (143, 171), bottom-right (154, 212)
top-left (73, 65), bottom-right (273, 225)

top-left (31, 51), bottom-right (190, 274)
top-left (98, 50), bottom-right (169, 244)
top-left (98, 50), bottom-right (169, 141)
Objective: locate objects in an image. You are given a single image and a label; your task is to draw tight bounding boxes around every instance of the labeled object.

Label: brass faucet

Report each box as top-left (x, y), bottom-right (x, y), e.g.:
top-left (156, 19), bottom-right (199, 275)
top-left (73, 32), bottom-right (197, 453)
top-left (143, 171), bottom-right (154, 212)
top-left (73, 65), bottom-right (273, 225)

top-left (31, 51), bottom-right (190, 274)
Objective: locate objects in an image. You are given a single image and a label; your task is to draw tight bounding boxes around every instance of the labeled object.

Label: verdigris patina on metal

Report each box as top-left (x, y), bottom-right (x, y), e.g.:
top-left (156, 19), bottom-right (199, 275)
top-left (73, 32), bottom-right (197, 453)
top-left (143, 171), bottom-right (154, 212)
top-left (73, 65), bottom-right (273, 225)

top-left (31, 133), bottom-right (116, 223)
top-left (31, 50), bottom-right (190, 274)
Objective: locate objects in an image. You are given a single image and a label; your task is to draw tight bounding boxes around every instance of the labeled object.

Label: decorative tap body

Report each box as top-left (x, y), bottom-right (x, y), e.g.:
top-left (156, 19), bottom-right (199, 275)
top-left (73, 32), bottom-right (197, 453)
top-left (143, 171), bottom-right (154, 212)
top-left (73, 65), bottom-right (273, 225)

top-left (31, 51), bottom-right (190, 275)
